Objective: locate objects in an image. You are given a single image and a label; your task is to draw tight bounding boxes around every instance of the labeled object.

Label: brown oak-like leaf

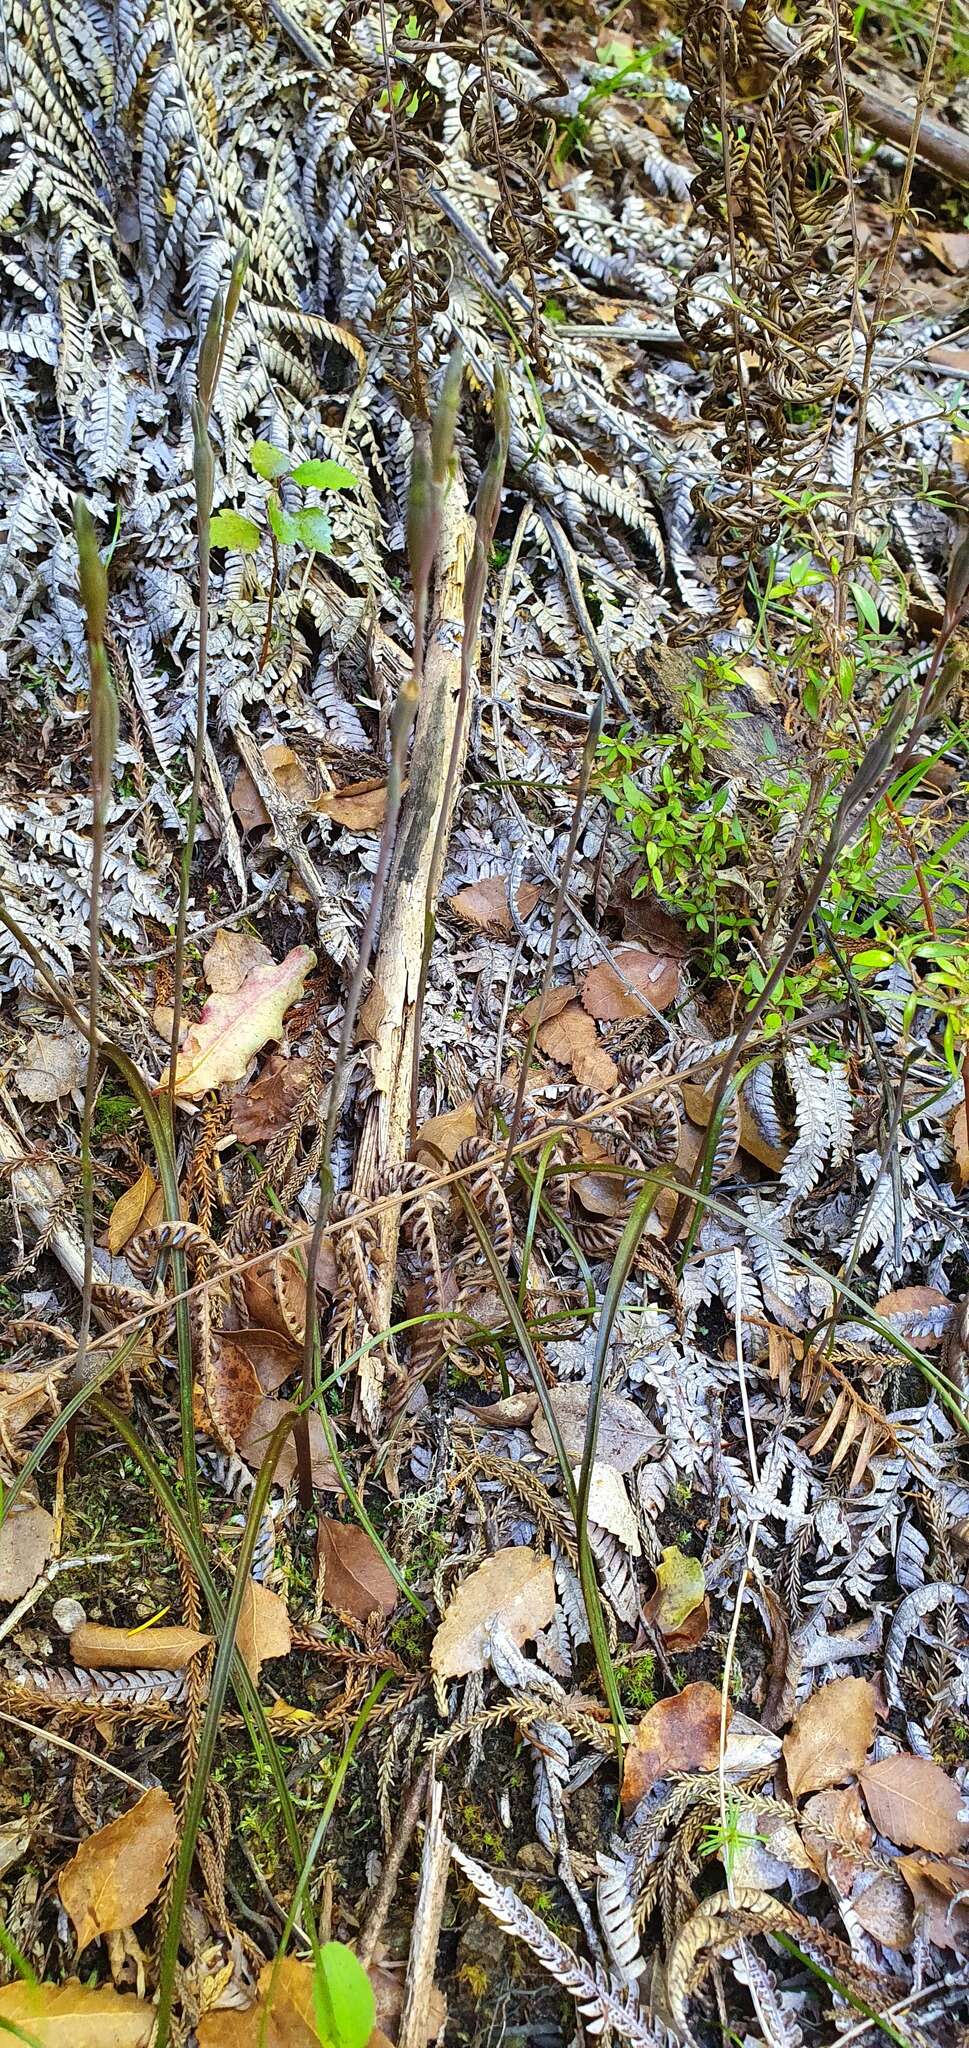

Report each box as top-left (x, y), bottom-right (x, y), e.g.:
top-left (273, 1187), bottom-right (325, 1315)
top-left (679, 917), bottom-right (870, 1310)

top-left (801, 1784), bottom-right (873, 1894)
top-left (852, 1871), bottom-right (915, 1950)
top-left (172, 946), bottom-right (315, 1100)
top-left (0, 1979), bottom-right (154, 2044)
top-left (106, 1166), bottom-right (163, 1255)
top-left (317, 1519), bottom-right (398, 1624)
top-left (621, 1682), bottom-right (727, 1808)
top-left (229, 1327), bottom-right (300, 1393)
top-left (231, 1053), bottom-right (309, 1142)
top-left (580, 945), bottom-right (680, 1021)
top-left (314, 778), bottom-right (401, 831)
top-left (236, 1579), bottom-right (292, 1684)
top-left (782, 1677), bottom-right (876, 1799)
top-left (449, 875), bottom-right (542, 937)
top-left (431, 1548), bottom-right (555, 1680)
top-left (860, 1755), bottom-right (969, 1854)
top-left (0, 1501), bottom-right (54, 1603)
top-left (58, 1788), bottom-right (176, 1950)
top-left (69, 1622), bottom-right (211, 1671)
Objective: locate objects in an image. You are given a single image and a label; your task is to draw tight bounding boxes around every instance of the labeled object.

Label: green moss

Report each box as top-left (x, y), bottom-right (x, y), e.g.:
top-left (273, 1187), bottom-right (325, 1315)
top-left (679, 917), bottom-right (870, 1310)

top-left (93, 1092), bottom-right (137, 1135)
top-left (618, 1653), bottom-right (657, 1711)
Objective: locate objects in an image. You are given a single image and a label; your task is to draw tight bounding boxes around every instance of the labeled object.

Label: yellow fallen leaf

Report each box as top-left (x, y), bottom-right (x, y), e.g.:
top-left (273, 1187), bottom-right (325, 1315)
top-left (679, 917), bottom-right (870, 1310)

top-left (57, 1787), bottom-right (177, 1950)
top-left (172, 946), bottom-right (315, 1100)
top-left (106, 1165), bottom-right (162, 1255)
top-left (0, 1978), bottom-right (154, 2044)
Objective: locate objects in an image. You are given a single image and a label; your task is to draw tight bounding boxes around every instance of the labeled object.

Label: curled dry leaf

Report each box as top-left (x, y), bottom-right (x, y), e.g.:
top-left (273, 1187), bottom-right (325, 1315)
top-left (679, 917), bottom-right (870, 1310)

top-left (69, 1621), bottom-right (211, 1671)
top-left (0, 1979), bottom-right (154, 2045)
top-left (644, 1545), bottom-right (706, 1642)
top-left (203, 926), bottom-right (274, 994)
top-left (317, 1518), bottom-right (398, 1625)
top-left (236, 1578), bottom-right (292, 1684)
top-left (106, 1165), bottom-right (163, 1255)
top-left (449, 874), bottom-right (542, 937)
top-left (530, 1384), bottom-right (660, 1472)
top-left (231, 1052), bottom-right (310, 1142)
top-left (16, 1027), bottom-right (86, 1103)
top-left (228, 1327), bottom-right (300, 1393)
top-left (314, 777), bottom-right (400, 831)
top-left (0, 1500), bottom-right (54, 1603)
top-left (782, 1677), bottom-right (877, 1799)
top-left (172, 945), bottom-right (315, 1100)
top-left (859, 1754), bottom-right (969, 1855)
top-left (580, 944), bottom-right (680, 1021)
top-left (57, 1787), bottom-right (176, 1949)
top-left (621, 1681), bottom-right (727, 1809)
top-left (431, 1547), bottom-right (556, 1680)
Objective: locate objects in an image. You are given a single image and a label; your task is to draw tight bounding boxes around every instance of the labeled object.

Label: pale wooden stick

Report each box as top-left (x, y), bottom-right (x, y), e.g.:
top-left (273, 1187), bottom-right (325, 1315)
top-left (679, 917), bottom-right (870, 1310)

top-left (398, 1771), bottom-right (450, 2048)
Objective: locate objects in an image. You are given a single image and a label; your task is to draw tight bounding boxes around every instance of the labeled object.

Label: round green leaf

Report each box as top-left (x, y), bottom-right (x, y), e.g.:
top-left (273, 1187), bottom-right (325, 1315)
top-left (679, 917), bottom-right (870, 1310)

top-left (291, 458), bottom-right (357, 491)
top-left (267, 496), bottom-right (300, 546)
top-left (312, 1942), bottom-right (375, 2048)
top-left (296, 507), bottom-right (333, 552)
top-left (249, 439), bottom-right (291, 481)
top-left (209, 509), bottom-right (261, 552)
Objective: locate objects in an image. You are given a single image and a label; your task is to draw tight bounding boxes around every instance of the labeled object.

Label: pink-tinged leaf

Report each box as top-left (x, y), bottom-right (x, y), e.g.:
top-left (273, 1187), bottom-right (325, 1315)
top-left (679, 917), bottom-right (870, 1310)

top-left (171, 947), bottom-right (315, 1100)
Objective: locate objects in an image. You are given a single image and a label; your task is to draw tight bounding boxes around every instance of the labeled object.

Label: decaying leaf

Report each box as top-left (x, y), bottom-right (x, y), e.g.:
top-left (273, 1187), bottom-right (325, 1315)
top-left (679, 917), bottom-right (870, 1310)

top-left (860, 1754), bottom-right (969, 1854)
top-left (581, 1462), bottom-right (641, 1554)
top-left (580, 945), bottom-right (680, 1021)
top-left (432, 1547), bottom-right (556, 1679)
top-left (622, 1682), bottom-right (727, 1808)
top-left (16, 1027), bottom-right (86, 1103)
top-left (782, 1677), bottom-right (876, 1799)
top-left (530, 1385), bottom-right (660, 1472)
top-left (236, 1578), bottom-right (293, 1684)
top-left (314, 778), bottom-right (399, 831)
top-left (899, 1853), bottom-right (969, 1949)
top-left (239, 1399), bottom-right (340, 1491)
top-left (449, 875), bottom-right (542, 936)
top-left (0, 1979), bottom-right (154, 2044)
top-left (203, 1335), bottom-right (264, 1450)
top-left (231, 1053), bottom-right (310, 1142)
top-left (57, 1788), bottom-right (176, 1949)
top-left (921, 228), bottom-right (969, 272)
top-left (682, 1076), bottom-right (787, 1173)
top-left (0, 1500), bottom-right (54, 1603)
top-left (106, 1165), bottom-right (163, 1254)
top-left (203, 926), bottom-right (274, 993)
top-left (852, 1870), bottom-right (914, 1950)
top-left (801, 1784), bottom-right (873, 1894)
top-left (228, 1327), bottom-right (300, 1393)
top-left (172, 945), bottom-right (315, 1100)
top-left (950, 1098), bottom-right (969, 1192)
top-left (644, 1545), bottom-right (706, 1641)
top-left (231, 744), bottom-right (314, 831)
top-left (873, 1285), bottom-right (949, 1345)
top-left (317, 1518), bottom-right (398, 1624)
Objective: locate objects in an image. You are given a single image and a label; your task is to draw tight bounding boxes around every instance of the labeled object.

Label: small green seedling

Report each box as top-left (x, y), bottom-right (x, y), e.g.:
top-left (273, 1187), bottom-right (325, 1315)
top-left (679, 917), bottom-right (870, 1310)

top-left (210, 440), bottom-right (358, 666)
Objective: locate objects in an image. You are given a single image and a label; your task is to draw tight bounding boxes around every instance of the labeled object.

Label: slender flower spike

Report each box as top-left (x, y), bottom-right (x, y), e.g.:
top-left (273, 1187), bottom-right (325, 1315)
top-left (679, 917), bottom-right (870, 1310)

top-left (191, 400), bottom-right (214, 525)
top-left (196, 290), bottom-right (224, 417)
top-left (73, 494), bottom-right (107, 648)
top-left (73, 496), bottom-right (117, 810)
top-left (430, 343), bottom-right (464, 485)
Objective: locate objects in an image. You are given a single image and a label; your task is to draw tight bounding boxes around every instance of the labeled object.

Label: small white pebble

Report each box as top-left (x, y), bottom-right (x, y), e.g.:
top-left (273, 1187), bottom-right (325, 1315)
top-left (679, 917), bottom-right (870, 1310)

top-left (51, 1597), bottom-right (86, 1635)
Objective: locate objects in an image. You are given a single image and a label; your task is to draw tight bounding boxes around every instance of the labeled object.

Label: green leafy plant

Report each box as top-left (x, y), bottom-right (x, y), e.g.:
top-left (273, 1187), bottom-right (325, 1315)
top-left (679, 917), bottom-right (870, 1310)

top-left (211, 439), bottom-right (357, 669)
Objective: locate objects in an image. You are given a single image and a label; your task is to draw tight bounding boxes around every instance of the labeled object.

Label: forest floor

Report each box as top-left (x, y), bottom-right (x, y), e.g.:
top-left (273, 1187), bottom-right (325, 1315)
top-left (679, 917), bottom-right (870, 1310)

top-left (1, 1), bottom-right (969, 2044)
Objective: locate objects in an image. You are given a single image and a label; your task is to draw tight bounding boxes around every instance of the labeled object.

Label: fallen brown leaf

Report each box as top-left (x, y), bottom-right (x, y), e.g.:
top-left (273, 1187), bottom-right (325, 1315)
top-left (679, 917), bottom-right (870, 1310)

top-left (228, 1327), bottom-right (300, 1393)
top-left (431, 1547), bottom-right (556, 1679)
top-left (951, 1099), bottom-right (969, 1192)
top-left (530, 1384), bottom-right (660, 1471)
top-left (203, 926), bottom-right (274, 994)
top-left (58, 1788), bottom-right (176, 1949)
top-left (317, 1518), bottom-right (398, 1624)
top-left (415, 1097), bottom-right (477, 1163)
top-left (172, 945), bottom-right (315, 1100)
top-left (69, 1622), bottom-right (211, 1672)
top-left (231, 1053), bottom-right (310, 1142)
top-left (0, 1979), bottom-right (154, 2044)
top-left (231, 745), bottom-right (314, 832)
top-left (236, 1578), bottom-right (292, 1683)
top-left (0, 1501), bottom-right (53, 1603)
top-left (683, 1075), bottom-right (787, 1174)
top-left (204, 1336), bottom-right (264, 1451)
top-left (314, 778), bottom-right (402, 831)
top-left (199, 1953), bottom-right (378, 2048)
top-left (873, 1284), bottom-right (950, 1345)
top-left (801, 1784), bottom-right (873, 1893)
top-left (782, 1677), bottom-right (876, 1799)
top-left (852, 1870), bottom-right (915, 1950)
top-left (580, 945), bottom-right (680, 1021)
top-left (860, 1754), bottom-right (969, 1855)
top-left (921, 228), bottom-right (969, 272)
top-left (899, 1853), bottom-right (969, 1949)
top-left (621, 1681), bottom-right (726, 1808)
top-left (106, 1166), bottom-right (163, 1255)
top-left (449, 874), bottom-right (542, 937)
top-left (238, 1398), bottom-right (340, 1490)
top-left (531, 997), bottom-right (617, 1091)
top-left (16, 1028), bottom-right (86, 1104)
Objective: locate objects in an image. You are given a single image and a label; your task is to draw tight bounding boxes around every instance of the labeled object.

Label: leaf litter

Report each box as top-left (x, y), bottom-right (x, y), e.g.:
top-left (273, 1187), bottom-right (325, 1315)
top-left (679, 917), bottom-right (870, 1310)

top-left (0, 0), bottom-right (968, 2040)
